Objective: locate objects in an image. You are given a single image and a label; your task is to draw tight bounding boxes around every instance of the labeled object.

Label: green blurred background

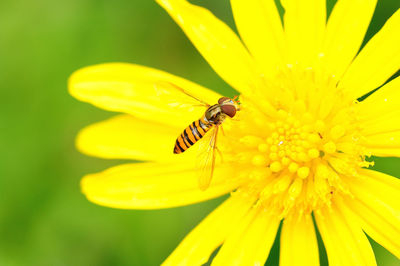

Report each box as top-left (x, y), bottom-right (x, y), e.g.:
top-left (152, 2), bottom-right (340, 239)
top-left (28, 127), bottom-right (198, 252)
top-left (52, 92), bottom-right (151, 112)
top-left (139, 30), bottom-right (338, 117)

top-left (0, 0), bottom-right (399, 265)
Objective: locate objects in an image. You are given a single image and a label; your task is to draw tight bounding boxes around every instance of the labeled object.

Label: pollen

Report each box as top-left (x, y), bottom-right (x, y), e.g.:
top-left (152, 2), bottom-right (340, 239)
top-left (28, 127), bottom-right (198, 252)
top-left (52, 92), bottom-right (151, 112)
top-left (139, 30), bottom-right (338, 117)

top-left (308, 148), bottom-right (319, 158)
top-left (288, 162), bottom-right (299, 173)
top-left (297, 166), bottom-right (310, 179)
top-left (323, 142), bottom-right (336, 154)
top-left (220, 65), bottom-right (369, 218)
top-left (270, 161), bottom-right (282, 172)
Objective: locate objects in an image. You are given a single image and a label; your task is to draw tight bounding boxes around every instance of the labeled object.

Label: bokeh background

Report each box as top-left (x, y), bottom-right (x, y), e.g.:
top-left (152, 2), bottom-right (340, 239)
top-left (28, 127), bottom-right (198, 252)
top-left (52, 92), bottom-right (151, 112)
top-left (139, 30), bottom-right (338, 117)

top-left (1, 0), bottom-right (399, 265)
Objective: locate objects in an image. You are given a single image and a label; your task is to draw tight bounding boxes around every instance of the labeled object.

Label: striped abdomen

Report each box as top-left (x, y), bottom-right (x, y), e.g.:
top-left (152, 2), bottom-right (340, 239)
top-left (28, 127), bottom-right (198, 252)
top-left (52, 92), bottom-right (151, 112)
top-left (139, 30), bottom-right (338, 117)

top-left (174, 116), bottom-right (213, 154)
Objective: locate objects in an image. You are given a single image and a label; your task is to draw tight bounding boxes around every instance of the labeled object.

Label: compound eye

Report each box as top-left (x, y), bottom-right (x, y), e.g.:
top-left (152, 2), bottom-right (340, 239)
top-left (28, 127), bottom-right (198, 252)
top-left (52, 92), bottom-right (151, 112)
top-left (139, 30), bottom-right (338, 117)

top-left (221, 104), bottom-right (236, 118)
top-left (218, 97), bottom-right (231, 104)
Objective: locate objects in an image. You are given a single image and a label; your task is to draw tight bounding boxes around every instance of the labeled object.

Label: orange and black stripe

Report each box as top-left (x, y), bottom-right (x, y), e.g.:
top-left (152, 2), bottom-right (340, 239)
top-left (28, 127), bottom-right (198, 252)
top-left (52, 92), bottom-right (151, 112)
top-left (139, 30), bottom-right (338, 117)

top-left (173, 117), bottom-right (213, 154)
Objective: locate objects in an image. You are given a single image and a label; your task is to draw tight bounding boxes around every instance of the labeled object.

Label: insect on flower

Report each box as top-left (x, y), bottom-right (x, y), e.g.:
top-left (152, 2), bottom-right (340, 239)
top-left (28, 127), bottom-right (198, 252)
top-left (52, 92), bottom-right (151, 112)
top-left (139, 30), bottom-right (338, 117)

top-left (165, 83), bottom-right (240, 190)
top-left (69, 0), bottom-right (400, 265)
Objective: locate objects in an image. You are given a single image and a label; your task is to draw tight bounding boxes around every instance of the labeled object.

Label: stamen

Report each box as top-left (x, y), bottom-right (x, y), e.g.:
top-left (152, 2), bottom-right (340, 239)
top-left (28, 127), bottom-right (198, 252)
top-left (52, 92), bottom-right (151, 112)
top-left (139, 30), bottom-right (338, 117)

top-left (297, 166), bottom-right (310, 179)
top-left (288, 178), bottom-right (303, 199)
top-left (288, 162), bottom-right (299, 173)
top-left (218, 65), bottom-right (366, 217)
top-left (308, 148), bottom-right (320, 159)
top-left (270, 161), bottom-right (282, 172)
top-left (330, 125), bottom-right (345, 139)
top-left (252, 154), bottom-right (269, 166)
top-left (323, 142), bottom-right (336, 154)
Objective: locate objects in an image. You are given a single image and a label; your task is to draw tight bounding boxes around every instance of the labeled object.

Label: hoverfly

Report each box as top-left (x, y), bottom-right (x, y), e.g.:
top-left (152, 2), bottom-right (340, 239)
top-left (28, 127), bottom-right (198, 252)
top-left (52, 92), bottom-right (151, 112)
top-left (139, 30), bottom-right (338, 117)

top-left (164, 83), bottom-right (240, 190)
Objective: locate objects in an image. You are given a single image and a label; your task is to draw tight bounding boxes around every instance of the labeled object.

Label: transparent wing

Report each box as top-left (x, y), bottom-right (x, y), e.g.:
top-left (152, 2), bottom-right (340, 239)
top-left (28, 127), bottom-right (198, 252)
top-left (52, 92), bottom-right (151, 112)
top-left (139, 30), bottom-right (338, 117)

top-left (153, 81), bottom-right (210, 109)
top-left (196, 126), bottom-right (220, 190)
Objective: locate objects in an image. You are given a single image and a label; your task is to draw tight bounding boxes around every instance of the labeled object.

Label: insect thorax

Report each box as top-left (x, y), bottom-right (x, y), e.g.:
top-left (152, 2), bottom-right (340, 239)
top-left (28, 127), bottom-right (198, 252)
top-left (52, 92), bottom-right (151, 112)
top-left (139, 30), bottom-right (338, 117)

top-left (205, 104), bottom-right (226, 125)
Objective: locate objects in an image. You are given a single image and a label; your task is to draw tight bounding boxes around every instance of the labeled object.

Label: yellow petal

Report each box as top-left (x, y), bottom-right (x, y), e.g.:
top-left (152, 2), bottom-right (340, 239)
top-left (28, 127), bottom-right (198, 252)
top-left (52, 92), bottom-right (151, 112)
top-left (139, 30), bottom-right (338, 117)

top-left (357, 76), bottom-right (400, 117)
top-left (280, 214), bottom-right (319, 266)
top-left (345, 169), bottom-right (400, 216)
top-left (341, 199), bottom-right (400, 259)
top-left (360, 113), bottom-right (400, 137)
top-left (315, 203), bottom-right (377, 266)
top-left (163, 194), bottom-right (255, 266)
top-left (339, 170), bottom-right (400, 258)
top-left (156, 0), bottom-right (259, 95)
top-left (322, 0), bottom-right (377, 79)
top-left (230, 0), bottom-right (286, 75)
top-left (212, 206), bottom-right (280, 266)
top-left (362, 131), bottom-right (400, 157)
top-left (356, 77), bottom-right (400, 156)
top-left (69, 63), bottom-right (220, 128)
top-left (81, 162), bottom-right (241, 209)
top-left (340, 8), bottom-right (400, 99)
top-left (77, 114), bottom-right (182, 161)
top-left (282, 0), bottom-right (326, 66)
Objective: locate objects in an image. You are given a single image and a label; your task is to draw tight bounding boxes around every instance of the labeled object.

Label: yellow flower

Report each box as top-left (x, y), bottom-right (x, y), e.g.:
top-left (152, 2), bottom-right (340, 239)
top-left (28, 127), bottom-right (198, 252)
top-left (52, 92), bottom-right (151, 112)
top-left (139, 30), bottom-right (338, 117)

top-left (69, 0), bottom-right (400, 265)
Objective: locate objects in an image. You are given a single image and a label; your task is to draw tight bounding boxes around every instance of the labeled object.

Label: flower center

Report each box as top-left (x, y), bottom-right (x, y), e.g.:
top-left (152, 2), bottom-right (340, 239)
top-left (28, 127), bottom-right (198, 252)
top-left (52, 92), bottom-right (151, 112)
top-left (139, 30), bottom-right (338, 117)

top-left (252, 109), bottom-right (325, 175)
top-left (221, 65), bottom-right (372, 218)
